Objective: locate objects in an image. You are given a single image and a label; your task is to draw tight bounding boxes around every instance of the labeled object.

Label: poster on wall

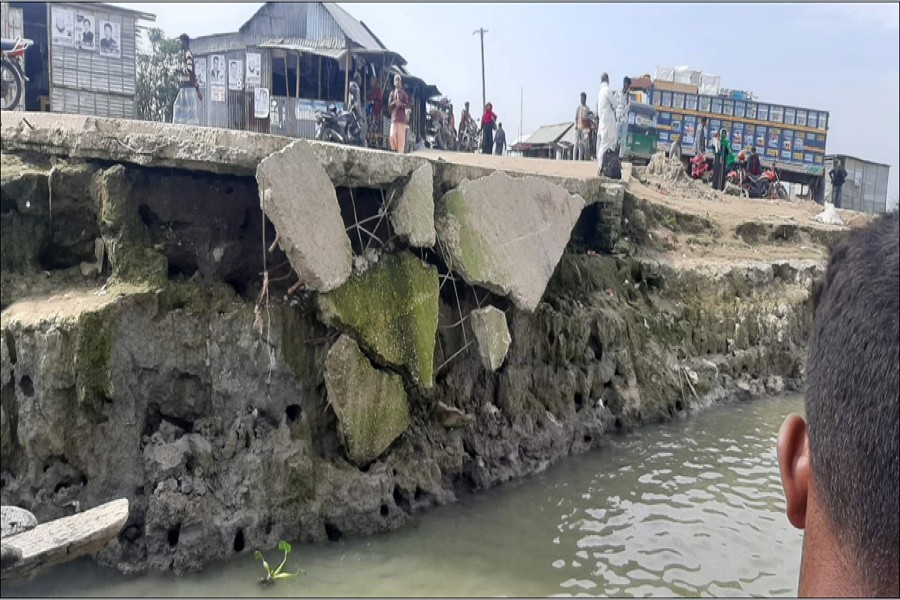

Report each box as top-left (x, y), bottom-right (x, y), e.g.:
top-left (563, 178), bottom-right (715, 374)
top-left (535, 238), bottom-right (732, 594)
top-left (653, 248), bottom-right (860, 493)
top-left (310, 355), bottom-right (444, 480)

top-left (228, 59), bottom-right (244, 91)
top-left (211, 85), bottom-right (226, 103)
top-left (51, 7), bottom-right (75, 47)
top-left (76, 12), bottom-right (96, 50)
top-left (194, 57), bottom-right (207, 88)
top-left (246, 53), bottom-right (261, 88)
top-left (254, 87), bottom-right (270, 118)
top-left (209, 55), bottom-right (226, 86)
top-left (99, 20), bottom-right (121, 58)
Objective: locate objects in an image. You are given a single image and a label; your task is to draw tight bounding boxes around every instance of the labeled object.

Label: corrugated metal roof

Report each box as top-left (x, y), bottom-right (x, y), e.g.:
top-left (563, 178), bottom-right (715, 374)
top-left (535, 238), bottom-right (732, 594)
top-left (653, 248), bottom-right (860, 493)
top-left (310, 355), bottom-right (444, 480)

top-left (258, 37), bottom-right (347, 59)
top-left (558, 125), bottom-right (578, 147)
top-left (322, 3), bottom-right (384, 50)
top-left (523, 123), bottom-right (573, 146)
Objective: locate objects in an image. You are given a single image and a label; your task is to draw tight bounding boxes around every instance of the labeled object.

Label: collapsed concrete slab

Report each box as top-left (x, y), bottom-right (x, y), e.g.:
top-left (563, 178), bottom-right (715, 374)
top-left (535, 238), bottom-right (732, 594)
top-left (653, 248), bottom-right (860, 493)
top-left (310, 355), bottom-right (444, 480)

top-left (310, 143), bottom-right (427, 189)
top-left (435, 172), bottom-right (586, 311)
top-left (0, 499), bottom-right (128, 581)
top-left (1, 506), bottom-right (38, 538)
top-left (257, 140), bottom-right (353, 293)
top-left (388, 163), bottom-right (436, 248)
top-left (469, 307), bottom-right (512, 371)
top-left (324, 335), bottom-right (410, 468)
top-left (318, 252), bottom-right (439, 387)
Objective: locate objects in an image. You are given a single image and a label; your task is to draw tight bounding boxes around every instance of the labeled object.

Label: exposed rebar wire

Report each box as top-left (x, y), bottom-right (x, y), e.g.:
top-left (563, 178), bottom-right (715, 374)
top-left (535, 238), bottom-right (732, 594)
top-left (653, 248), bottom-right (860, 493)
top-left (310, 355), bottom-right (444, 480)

top-left (435, 340), bottom-right (475, 375)
top-left (348, 187), bottom-right (365, 252)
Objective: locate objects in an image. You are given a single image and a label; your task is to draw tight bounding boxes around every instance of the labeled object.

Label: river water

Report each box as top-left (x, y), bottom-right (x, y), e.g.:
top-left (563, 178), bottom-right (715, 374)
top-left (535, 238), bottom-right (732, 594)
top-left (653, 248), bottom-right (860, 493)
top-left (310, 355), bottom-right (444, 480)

top-left (5, 394), bottom-right (805, 597)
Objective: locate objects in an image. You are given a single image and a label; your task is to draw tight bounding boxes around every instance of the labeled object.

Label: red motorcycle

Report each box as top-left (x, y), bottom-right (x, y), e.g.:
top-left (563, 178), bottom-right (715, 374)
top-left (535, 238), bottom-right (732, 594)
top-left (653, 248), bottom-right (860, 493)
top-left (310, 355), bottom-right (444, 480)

top-left (728, 161), bottom-right (787, 200)
top-left (690, 153), bottom-right (710, 180)
top-left (1, 36), bottom-right (32, 111)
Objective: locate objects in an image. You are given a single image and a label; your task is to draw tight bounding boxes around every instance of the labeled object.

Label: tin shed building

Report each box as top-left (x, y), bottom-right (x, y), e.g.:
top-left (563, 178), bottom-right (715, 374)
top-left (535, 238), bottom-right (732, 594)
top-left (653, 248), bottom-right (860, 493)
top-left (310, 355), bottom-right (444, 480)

top-left (823, 154), bottom-right (891, 214)
top-left (5, 1), bottom-right (154, 117)
top-left (187, 2), bottom-right (439, 147)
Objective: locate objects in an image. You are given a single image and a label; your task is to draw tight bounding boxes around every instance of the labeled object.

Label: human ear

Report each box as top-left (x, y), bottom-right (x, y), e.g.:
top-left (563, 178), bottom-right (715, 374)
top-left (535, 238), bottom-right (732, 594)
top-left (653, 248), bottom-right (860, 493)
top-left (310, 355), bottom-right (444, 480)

top-left (777, 414), bottom-right (811, 529)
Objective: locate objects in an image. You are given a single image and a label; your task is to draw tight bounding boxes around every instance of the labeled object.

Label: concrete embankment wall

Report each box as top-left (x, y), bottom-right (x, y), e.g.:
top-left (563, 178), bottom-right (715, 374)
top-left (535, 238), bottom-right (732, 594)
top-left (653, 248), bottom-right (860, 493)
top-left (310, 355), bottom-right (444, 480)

top-left (1, 113), bottom-right (824, 574)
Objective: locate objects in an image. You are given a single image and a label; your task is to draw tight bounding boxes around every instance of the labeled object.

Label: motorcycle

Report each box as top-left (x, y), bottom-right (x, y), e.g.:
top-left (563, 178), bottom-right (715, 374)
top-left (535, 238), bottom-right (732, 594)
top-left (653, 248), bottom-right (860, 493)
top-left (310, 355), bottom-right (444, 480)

top-left (727, 161), bottom-right (787, 200)
top-left (457, 117), bottom-right (480, 153)
top-left (1, 36), bottom-right (33, 111)
top-left (690, 152), bottom-right (711, 180)
top-left (314, 104), bottom-right (365, 146)
top-left (425, 99), bottom-right (456, 151)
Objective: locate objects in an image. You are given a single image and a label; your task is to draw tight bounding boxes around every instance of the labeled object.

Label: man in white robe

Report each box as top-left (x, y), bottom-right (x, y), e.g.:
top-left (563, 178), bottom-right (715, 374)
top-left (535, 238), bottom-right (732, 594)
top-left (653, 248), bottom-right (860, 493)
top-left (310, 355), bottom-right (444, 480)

top-left (596, 73), bottom-right (617, 169)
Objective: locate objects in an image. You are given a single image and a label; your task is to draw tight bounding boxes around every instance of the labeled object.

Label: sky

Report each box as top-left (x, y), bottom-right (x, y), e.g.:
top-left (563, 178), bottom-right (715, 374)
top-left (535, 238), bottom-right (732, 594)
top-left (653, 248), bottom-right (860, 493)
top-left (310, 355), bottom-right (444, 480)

top-left (114, 2), bottom-right (900, 207)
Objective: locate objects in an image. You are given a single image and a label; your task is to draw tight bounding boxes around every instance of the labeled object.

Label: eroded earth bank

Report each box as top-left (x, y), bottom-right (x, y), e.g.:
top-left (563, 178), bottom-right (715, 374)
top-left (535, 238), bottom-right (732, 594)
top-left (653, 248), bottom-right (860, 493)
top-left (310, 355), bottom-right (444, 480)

top-left (0, 114), bottom-right (855, 574)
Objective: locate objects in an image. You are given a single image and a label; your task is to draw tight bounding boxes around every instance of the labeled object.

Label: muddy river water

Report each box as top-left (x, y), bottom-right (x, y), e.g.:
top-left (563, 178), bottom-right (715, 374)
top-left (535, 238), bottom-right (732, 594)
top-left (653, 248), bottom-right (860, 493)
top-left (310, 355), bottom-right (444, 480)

top-left (5, 394), bottom-right (804, 597)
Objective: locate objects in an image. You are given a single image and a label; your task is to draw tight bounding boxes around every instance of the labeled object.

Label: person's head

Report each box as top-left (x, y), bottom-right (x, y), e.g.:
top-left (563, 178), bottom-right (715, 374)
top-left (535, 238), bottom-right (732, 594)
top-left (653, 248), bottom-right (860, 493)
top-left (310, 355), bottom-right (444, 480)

top-left (835, 159), bottom-right (843, 168)
top-left (464, 101), bottom-right (470, 110)
top-left (700, 117), bottom-right (707, 126)
top-left (720, 128), bottom-right (727, 138)
top-left (778, 211), bottom-right (899, 597)
top-left (751, 146), bottom-right (757, 155)
top-left (485, 102), bottom-right (492, 112)
top-left (178, 33), bottom-right (189, 49)
top-left (394, 75), bottom-right (402, 89)
top-left (580, 92), bottom-right (587, 104)
top-left (230, 61), bottom-right (239, 77)
top-left (83, 18), bottom-right (91, 30)
top-left (623, 76), bottom-right (632, 91)
top-left (104, 23), bottom-right (112, 39)
top-left (601, 73), bottom-right (609, 85)
top-left (55, 13), bottom-right (66, 29)
top-left (353, 72), bottom-right (361, 86)
top-left (213, 56), bottom-right (220, 68)
top-left (370, 75), bottom-right (377, 87)
top-left (498, 122), bottom-right (502, 129)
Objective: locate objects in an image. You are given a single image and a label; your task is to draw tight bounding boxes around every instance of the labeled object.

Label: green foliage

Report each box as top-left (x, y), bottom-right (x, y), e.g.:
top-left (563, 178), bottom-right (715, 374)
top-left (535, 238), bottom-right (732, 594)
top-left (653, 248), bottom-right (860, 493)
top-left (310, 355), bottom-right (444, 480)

top-left (254, 540), bottom-right (304, 586)
top-left (136, 28), bottom-right (181, 123)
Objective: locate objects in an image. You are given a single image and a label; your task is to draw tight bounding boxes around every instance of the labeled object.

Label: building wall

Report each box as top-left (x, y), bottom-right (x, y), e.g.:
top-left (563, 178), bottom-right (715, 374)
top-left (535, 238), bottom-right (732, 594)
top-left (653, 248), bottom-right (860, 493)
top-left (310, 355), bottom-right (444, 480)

top-left (46, 2), bottom-right (139, 118)
top-left (824, 155), bottom-right (890, 214)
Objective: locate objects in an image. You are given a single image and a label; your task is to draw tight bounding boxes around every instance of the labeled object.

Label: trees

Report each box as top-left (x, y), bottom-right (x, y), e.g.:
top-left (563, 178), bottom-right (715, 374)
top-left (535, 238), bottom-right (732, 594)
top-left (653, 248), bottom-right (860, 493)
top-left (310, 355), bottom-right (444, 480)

top-left (135, 28), bottom-right (181, 123)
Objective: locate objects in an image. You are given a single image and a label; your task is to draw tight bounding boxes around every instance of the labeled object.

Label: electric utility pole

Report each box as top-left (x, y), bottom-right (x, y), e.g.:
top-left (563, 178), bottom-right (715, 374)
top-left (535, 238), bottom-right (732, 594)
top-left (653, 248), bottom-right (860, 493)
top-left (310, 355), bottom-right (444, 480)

top-left (473, 27), bottom-right (487, 109)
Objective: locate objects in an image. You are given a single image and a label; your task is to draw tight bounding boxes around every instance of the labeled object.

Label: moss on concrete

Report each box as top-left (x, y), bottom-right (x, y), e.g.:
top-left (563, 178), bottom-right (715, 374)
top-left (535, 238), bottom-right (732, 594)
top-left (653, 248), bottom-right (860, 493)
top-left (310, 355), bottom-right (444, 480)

top-left (319, 251), bottom-right (439, 387)
top-left (74, 304), bottom-right (116, 422)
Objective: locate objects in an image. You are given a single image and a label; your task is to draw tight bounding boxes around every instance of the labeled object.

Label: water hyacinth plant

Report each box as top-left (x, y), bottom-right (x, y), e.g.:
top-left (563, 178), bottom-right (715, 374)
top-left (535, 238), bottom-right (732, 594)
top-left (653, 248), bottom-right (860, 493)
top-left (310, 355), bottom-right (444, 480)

top-left (255, 540), bottom-right (304, 586)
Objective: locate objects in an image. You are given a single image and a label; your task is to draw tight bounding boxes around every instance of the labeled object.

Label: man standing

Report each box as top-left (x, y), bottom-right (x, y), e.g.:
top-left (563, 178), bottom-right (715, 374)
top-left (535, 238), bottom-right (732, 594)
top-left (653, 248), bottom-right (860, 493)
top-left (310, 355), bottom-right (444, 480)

top-left (777, 211), bottom-right (898, 597)
top-left (828, 159), bottom-right (847, 207)
top-left (368, 75), bottom-right (383, 147)
top-left (615, 76), bottom-right (632, 158)
top-left (348, 72), bottom-right (367, 147)
top-left (494, 122), bottom-right (506, 156)
top-left (596, 73), bottom-right (617, 170)
top-left (575, 92), bottom-right (591, 161)
top-left (172, 33), bottom-right (202, 125)
top-left (695, 117), bottom-right (707, 155)
top-left (388, 75), bottom-right (410, 154)
top-left (458, 101), bottom-right (471, 147)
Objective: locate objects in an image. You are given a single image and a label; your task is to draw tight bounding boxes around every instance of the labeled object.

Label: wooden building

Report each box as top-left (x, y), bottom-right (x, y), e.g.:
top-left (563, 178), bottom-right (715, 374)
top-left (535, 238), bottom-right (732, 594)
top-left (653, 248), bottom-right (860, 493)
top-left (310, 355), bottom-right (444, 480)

top-left (4, 1), bottom-right (154, 116)
top-left (187, 2), bottom-right (439, 148)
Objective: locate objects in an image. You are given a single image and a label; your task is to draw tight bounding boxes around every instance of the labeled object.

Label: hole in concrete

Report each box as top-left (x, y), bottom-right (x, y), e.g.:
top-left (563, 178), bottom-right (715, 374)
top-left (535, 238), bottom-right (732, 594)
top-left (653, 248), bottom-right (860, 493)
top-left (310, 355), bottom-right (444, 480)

top-left (380, 503), bottom-right (389, 517)
top-left (392, 485), bottom-right (412, 514)
top-left (167, 523), bottom-right (181, 547)
top-left (614, 418), bottom-right (623, 431)
top-left (584, 435), bottom-right (592, 444)
top-left (233, 529), bottom-right (245, 552)
top-left (135, 486), bottom-right (145, 496)
top-left (4, 330), bottom-right (17, 365)
top-left (285, 404), bottom-right (302, 424)
top-left (53, 482), bottom-right (68, 494)
top-left (573, 392), bottom-right (584, 408)
top-left (225, 278), bottom-right (248, 299)
top-left (335, 186), bottom-right (393, 255)
top-left (79, 474), bottom-right (88, 486)
top-left (19, 376), bottom-right (34, 397)
top-left (414, 487), bottom-right (424, 503)
top-left (122, 525), bottom-right (142, 543)
top-left (324, 522), bottom-right (343, 542)
top-left (167, 261), bottom-right (197, 280)
top-left (675, 399), bottom-right (684, 412)
top-left (138, 204), bottom-right (163, 229)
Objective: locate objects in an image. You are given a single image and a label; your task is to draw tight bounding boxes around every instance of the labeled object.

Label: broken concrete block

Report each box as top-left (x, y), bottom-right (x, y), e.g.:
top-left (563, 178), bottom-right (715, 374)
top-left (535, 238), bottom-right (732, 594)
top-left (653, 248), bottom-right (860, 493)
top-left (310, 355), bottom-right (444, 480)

top-left (318, 251), bottom-right (439, 387)
top-left (79, 238), bottom-right (105, 277)
top-left (388, 163), bottom-right (436, 248)
top-left (469, 307), bottom-right (512, 372)
top-left (435, 172), bottom-right (585, 311)
top-left (435, 401), bottom-right (475, 429)
top-left (257, 140), bottom-right (352, 293)
top-left (324, 335), bottom-right (410, 467)
top-left (1, 506), bottom-right (38, 539)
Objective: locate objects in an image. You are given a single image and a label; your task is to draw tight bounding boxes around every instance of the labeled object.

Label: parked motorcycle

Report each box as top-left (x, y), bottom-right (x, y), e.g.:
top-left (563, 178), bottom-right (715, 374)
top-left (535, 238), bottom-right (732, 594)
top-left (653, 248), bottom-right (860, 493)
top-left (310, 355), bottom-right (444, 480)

top-left (314, 104), bottom-right (365, 146)
top-left (1, 37), bottom-right (33, 111)
top-left (690, 153), bottom-right (711, 180)
top-left (727, 161), bottom-right (787, 200)
top-left (457, 118), bottom-right (480, 153)
top-left (425, 99), bottom-right (456, 151)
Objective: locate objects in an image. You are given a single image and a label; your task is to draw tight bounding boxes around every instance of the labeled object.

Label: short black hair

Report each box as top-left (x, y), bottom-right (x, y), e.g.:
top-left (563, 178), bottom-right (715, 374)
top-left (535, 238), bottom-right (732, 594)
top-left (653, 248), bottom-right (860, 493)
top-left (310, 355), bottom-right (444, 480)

top-left (104, 23), bottom-right (112, 30)
top-left (806, 211), bottom-right (899, 594)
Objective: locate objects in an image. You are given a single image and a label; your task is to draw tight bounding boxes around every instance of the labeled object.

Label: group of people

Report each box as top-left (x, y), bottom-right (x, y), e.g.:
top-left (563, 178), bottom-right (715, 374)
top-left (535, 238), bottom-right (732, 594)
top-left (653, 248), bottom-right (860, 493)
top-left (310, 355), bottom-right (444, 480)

top-left (456, 101), bottom-right (507, 155)
top-left (573, 74), bottom-right (632, 166)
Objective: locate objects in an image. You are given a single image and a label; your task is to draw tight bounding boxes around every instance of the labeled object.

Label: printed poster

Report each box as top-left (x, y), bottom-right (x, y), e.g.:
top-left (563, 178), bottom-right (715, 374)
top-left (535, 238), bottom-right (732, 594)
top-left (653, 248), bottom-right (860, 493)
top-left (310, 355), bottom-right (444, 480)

top-left (228, 59), bottom-right (243, 91)
top-left (99, 20), bottom-right (121, 58)
top-left (51, 7), bottom-right (75, 47)
top-left (194, 57), bottom-right (207, 89)
top-left (254, 87), bottom-right (270, 118)
top-left (208, 55), bottom-right (226, 86)
top-left (211, 85), bottom-right (226, 103)
top-left (246, 53), bottom-right (262, 88)
top-left (76, 12), bottom-right (96, 51)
